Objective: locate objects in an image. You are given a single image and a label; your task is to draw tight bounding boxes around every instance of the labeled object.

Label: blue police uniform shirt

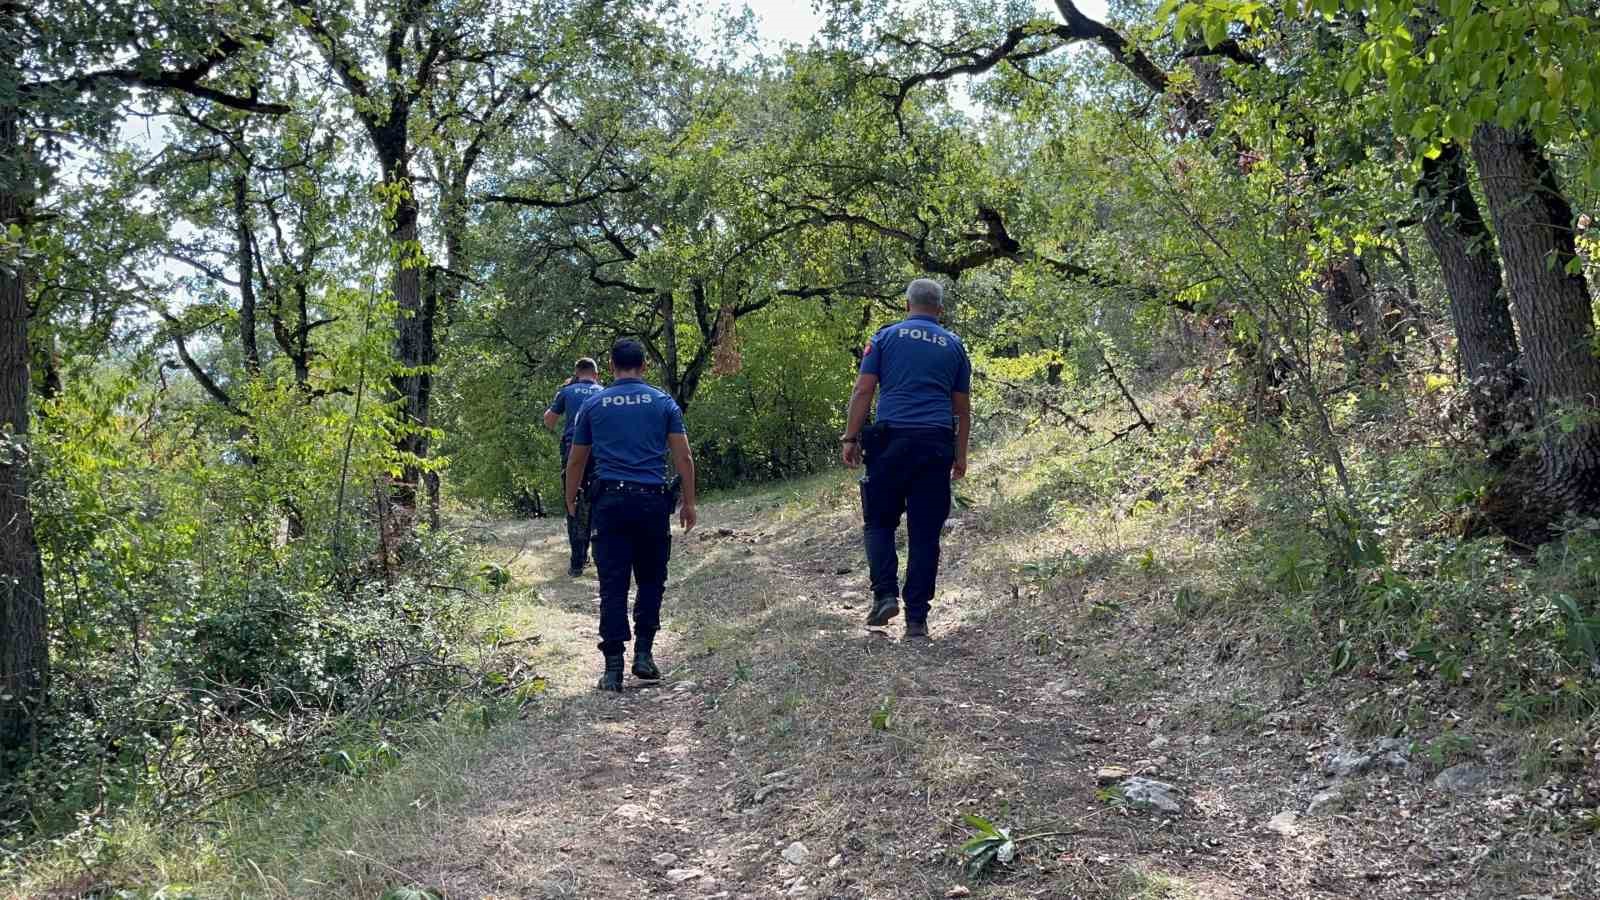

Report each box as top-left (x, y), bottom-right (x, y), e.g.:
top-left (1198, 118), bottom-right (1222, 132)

top-left (548, 379), bottom-right (605, 442)
top-left (571, 378), bottom-right (686, 485)
top-left (860, 313), bottom-right (972, 428)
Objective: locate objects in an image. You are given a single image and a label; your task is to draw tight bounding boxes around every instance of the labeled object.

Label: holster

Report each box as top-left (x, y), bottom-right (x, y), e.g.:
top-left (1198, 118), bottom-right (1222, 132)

top-left (861, 421), bottom-right (890, 458)
top-left (667, 473), bottom-right (683, 513)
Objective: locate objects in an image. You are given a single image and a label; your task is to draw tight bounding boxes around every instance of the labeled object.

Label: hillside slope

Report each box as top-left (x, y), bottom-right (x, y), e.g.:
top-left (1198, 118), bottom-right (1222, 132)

top-left (329, 435), bottom-right (1596, 899)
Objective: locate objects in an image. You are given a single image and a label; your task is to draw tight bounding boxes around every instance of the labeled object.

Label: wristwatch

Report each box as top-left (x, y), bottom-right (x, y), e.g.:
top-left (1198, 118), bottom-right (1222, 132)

top-left (839, 435), bottom-right (860, 444)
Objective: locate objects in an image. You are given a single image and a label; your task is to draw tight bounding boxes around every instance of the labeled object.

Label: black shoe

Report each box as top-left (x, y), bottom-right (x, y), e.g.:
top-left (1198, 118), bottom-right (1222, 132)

top-left (568, 564), bottom-right (585, 577)
top-left (597, 653), bottom-right (624, 692)
top-left (904, 620), bottom-right (929, 640)
top-left (865, 594), bottom-right (900, 627)
top-left (632, 650), bottom-right (661, 680)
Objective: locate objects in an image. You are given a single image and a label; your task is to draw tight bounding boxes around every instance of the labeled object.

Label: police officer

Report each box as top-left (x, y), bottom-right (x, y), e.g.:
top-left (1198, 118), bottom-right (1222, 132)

top-left (545, 358), bottom-right (605, 576)
top-left (840, 278), bottom-right (971, 640)
top-left (565, 339), bottom-right (698, 692)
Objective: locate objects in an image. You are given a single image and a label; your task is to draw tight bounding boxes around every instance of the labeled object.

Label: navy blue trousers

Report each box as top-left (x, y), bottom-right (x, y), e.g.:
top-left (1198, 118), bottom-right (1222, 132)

top-left (560, 438), bottom-right (596, 570)
top-left (860, 426), bottom-right (954, 622)
top-left (591, 489), bottom-right (672, 654)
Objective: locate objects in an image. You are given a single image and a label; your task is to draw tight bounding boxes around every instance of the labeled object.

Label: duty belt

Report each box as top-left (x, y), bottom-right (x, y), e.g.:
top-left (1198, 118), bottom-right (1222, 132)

top-left (600, 480), bottom-right (671, 496)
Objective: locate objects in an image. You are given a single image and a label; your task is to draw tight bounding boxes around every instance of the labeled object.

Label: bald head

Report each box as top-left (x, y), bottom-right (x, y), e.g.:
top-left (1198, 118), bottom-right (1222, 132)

top-left (907, 278), bottom-right (944, 313)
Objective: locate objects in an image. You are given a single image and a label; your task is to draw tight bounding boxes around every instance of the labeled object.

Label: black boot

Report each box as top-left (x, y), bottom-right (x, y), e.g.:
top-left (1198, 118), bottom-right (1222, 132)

top-left (904, 619), bottom-right (929, 640)
top-left (597, 653), bottom-right (624, 692)
top-left (632, 649), bottom-right (661, 680)
top-left (865, 593), bottom-right (900, 627)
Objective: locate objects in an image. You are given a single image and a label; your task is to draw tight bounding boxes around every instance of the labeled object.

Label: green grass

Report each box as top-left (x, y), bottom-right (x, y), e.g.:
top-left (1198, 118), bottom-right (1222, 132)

top-left (6, 712), bottom-right (514, 899)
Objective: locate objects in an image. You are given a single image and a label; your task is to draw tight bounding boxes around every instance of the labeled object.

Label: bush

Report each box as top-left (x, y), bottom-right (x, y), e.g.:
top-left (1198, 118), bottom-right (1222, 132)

top-left (1, 367), bottom-right (496, 852)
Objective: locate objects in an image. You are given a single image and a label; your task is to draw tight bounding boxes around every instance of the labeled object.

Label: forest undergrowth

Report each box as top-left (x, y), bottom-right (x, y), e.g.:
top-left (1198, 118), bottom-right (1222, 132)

top-left (7, 376), bottom-right (1599, 898)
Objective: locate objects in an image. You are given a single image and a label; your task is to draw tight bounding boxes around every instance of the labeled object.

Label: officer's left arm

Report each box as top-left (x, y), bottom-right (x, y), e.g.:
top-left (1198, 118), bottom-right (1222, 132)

top-left (667, 433), bottom-right (697, 531)
top-left (564, 443), bottom-right (591, 515)
top-left (951, 345), bottom-right (973, 480)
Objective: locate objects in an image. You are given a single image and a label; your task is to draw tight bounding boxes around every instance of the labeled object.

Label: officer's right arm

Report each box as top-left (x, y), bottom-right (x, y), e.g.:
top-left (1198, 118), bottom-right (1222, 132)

top-left (565, 403), bottom-right (593, 514)
top-left (951, 391), bottom-right (971, 481)
top-left (543, 389), bottom-right (563, 431)
top-left (841, 373), bottom-right (877, 468)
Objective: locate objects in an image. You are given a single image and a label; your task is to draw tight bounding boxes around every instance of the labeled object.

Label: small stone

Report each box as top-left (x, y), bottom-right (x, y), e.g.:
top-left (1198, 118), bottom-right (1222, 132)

top-left (1433, 764), bottom-right (1490, 795)
top-left (827, 854), bottom-right (842, 869)
top-left (652, 852), bottom-right (679, 867)
top-left (1147, 735), bottom-right (1171, 751)
top-left (1324, 748), bottom-right (1374, 778)
top-left (673, 681), bottom-right (698, 693)
top-left (666, 867), bottom-right (705, 883)
top-left (1307, 787), bottom-right (1347, 815)
top-left (786, 877), bottom-right (808, 896)
top-left (1265, 811), bottom-right (1300, 836)
top-left (782, 841), bottom-right (810, 865)
top-left (1194, 734), bottom-right (1214, 747)
top-left (1119, 776), bottom-right (1182, 814)
top-left (1096, 765), bottom-right (1131, 785)
top-left (1374, 737), bottom-right (1411, 771)
top-left (945, 887), bottom-right (972, 898)
top-left (614, 803), bottom-right (648, 821)
top-left (833, 565), bottom-right (853, 575)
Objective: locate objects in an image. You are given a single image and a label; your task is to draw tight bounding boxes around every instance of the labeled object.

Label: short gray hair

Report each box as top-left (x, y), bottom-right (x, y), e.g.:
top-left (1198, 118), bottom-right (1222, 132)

top-left (907, 278), bottom-right (944, 310)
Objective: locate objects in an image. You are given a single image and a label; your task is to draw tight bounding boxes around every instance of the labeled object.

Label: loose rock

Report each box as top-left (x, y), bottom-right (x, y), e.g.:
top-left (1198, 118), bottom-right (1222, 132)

top-left (1096, 765), bottom-right (1131, 785)
top-left (1119, 776), bottom-right (1182, 814)
top-left (1265, 810), bottom-right (1300, 836)
top-left (651, 852), bottom-right (679, 867)
top-left (665, 867), bottom-right (704, 883)
top-left (1433, 763), bottom-right (1490, 795)
top-left (1307, 786), bottom-right (1348, 815)
top-left (782, 841), bottom-right (810, 865)
top-left (1323, 737), bottom-right (1410, 778)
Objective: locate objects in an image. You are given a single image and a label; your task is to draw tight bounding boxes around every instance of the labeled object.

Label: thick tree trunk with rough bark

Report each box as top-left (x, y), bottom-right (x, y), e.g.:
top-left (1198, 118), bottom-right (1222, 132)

top-left (0, 102), bottom-right (48, 754)
top-left (1471, 124), bottom-right (1600, 517)
top-left (386, 171), bottom-right (433, 525)
top-left (1416, 143), bottom-right (1525, 457)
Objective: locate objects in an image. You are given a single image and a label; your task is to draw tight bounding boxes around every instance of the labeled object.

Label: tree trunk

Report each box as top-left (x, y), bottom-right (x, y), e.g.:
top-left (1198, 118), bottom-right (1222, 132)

top-left (1471, 124), bottom-right (1600, 518)
top-left (234, 172), bottom-right (259, 375)
top-left (1318, 255), bottom-right (1396, 377)
top-left (1416, 142), bottom-right (1525, 457)
top-left (0, 101), bottom-right (48, 754)
top-left (385, 163), bottom-right (431, 525)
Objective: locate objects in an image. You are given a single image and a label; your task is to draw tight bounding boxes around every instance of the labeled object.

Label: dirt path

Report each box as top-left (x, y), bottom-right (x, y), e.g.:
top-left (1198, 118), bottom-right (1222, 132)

top-left (393, 474), bottom-right (1597, 899)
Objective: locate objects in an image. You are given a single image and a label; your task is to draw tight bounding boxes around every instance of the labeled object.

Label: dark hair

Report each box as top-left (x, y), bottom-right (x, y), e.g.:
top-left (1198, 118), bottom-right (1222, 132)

top-left (610, 338), bottom-right (646, 371)
top-left (574, 357), bottom-right (598, 374)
